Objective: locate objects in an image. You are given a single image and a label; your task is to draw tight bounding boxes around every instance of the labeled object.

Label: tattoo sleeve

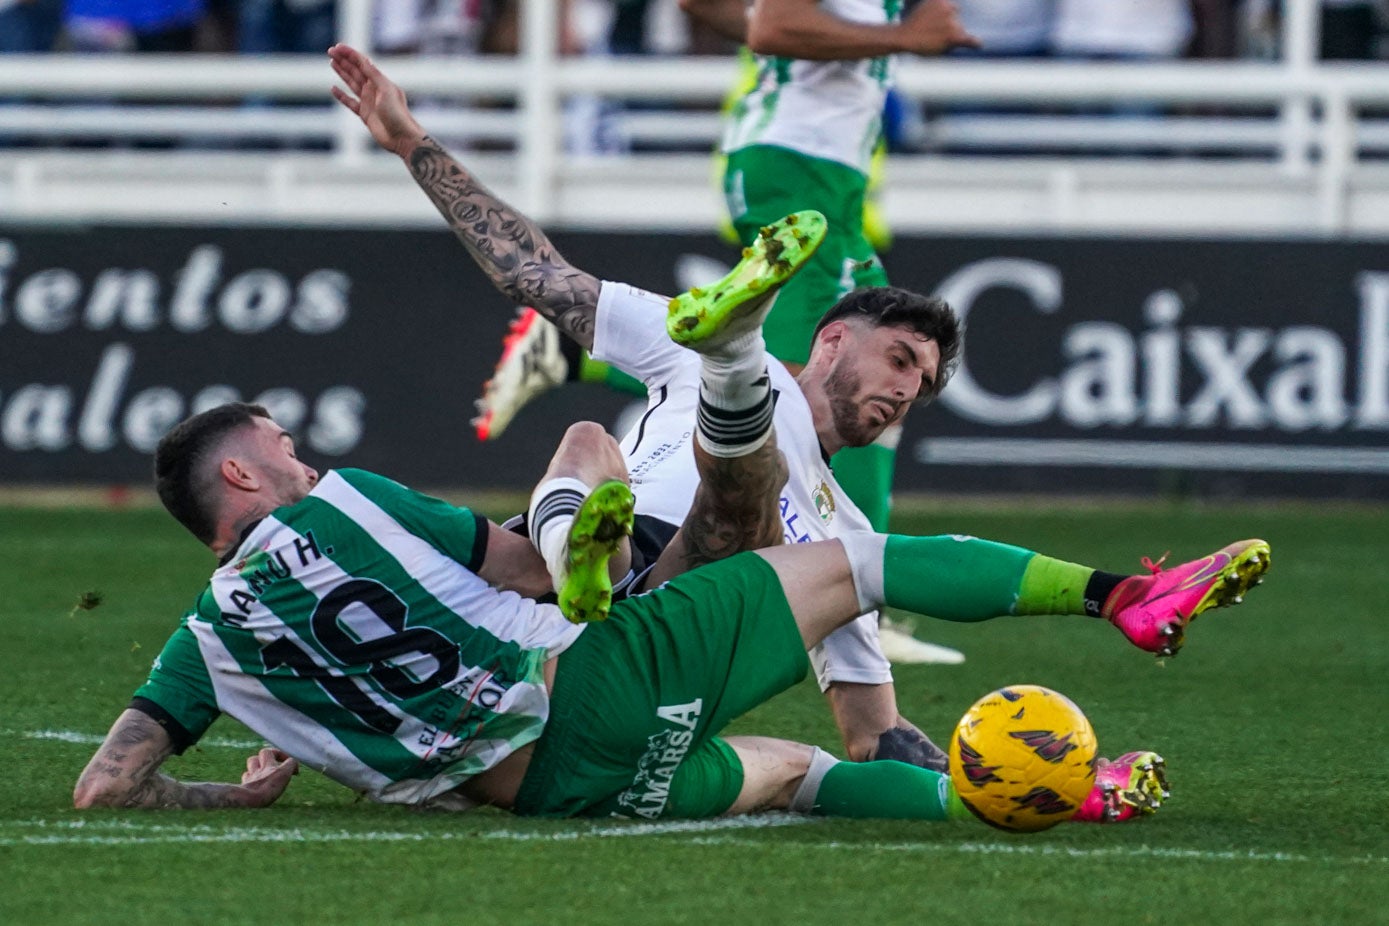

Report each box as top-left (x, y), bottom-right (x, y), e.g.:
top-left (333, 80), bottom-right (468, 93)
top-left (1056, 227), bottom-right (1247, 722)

top-left (407, 137), bottom-right (601, 348)
top-left (678, 440), bottom-right (789, 570)
top-left (77, 710), bottom-right (254, 810)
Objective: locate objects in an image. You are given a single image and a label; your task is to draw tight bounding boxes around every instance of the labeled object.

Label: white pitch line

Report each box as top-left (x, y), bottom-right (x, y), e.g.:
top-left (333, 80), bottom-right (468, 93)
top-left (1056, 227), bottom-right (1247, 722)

top-left (687, 836), bottom-right (1389, 867)
top-left (19, 729), bottom-right (264, 749)
top-left (1, 815), bottom-right (811, 847)
top-left (3, 818), bottom-right (1383, 867)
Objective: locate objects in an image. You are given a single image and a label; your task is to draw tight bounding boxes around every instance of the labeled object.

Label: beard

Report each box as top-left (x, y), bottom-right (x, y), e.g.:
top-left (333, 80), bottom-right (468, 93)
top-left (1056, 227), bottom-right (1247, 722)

top-left (824, 364), bottom-right (880, 448)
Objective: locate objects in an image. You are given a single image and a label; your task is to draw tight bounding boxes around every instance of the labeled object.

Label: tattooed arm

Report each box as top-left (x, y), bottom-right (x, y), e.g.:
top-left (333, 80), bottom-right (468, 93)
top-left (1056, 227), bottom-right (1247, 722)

top-left (74, 709), bottom-right (298, 810)
top-left (328, 43), bottom-right (601, 349)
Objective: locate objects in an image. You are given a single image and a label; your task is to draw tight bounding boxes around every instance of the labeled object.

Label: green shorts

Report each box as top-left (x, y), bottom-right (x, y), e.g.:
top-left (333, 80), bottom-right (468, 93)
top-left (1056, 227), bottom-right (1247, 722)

top-left (723, 144), bottom-right (890, 365)
top-left (513, 553), bottom-right (810, 819)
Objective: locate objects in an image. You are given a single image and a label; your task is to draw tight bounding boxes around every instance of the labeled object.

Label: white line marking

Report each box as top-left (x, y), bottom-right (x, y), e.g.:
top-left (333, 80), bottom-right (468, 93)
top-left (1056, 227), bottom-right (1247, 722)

top-left (1, 815), bottom-right (811, 847)
top-left (3, 817), bottom-right (1383, 866)
top-left (687, 836), bottom-right (1388, 866)
top-left (19, 729), bottom-right (264, 749)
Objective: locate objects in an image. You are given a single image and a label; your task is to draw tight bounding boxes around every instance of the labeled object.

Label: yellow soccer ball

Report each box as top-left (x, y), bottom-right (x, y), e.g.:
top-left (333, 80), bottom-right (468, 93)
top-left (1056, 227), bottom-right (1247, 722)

top-left (948, 684), bottom-right (1098, 832)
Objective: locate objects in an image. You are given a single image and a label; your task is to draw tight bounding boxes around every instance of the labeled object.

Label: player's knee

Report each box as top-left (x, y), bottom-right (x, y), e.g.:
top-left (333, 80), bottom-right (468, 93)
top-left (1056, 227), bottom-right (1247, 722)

top-left (554, 421), bottom-right (626, 482)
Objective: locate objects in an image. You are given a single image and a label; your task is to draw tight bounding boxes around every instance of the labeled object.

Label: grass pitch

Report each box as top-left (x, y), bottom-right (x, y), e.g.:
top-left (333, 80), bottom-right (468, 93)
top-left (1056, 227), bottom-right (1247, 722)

top-left (1, 497), bottom-right (1385, 925)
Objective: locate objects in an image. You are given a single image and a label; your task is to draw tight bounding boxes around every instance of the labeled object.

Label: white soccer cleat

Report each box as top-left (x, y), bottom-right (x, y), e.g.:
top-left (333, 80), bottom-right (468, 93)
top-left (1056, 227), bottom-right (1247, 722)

top-left (877, 617), bottom-right (966, 666)
top-left (473, 307), bottom-right (569, 441)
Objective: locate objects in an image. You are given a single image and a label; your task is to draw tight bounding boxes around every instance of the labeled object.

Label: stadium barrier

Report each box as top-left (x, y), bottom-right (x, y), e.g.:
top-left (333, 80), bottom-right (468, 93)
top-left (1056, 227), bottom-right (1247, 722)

top-left (0, 0), bottom-right (1387, 234)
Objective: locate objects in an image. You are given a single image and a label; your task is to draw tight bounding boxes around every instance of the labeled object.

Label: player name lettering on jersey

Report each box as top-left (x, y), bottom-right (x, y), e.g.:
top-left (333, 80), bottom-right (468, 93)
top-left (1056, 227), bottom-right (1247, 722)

top-left (226, 529), bottom-right (329, 617)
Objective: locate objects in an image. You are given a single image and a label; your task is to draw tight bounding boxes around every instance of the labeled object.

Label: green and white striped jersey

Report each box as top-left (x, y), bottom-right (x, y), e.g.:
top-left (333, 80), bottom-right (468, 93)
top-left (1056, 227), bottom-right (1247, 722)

top-left (722, 0), bottom-right (900, 175)
top-left (132, 468), bottom-right (584, 806)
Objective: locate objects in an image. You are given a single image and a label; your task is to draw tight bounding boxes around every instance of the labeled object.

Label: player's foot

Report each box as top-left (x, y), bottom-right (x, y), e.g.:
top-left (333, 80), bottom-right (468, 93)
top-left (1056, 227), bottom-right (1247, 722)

top-left (1071, 751), bottom-right (1169, 823)
top-left (666, 209), bottom-right (827, 351)
top-left (1103, 539), bottom-right (1270, 657)
top-left (473, 307), bottom-right (568, 441)
top-left (877, 616), bottom-right (966, 665)
top-left (557, 479), bottom-right (635, 624)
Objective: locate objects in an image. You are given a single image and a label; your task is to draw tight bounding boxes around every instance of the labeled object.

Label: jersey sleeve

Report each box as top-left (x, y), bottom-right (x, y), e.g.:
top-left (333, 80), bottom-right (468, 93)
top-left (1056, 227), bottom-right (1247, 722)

top-left (334, 468), bottom-right (488, 571)
top-left (591, 281), bottom-right (691, 387)
top-left (807, 610), bottom-right (893, 692)
top-left (130, 619), bottom-right (221, 754)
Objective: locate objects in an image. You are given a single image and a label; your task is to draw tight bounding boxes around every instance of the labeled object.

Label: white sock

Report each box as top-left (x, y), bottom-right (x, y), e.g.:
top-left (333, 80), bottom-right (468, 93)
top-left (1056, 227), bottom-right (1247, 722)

top-left (838, 531), bottom-right (888, 614)
top-left (789, 747), bottom-right (841, 814)
top-left (698, 330), bottom-right (769, 408)
top-left (695, 339), bottom-right (774, 459)
top-left (527, 476), bottom-right (590, 590)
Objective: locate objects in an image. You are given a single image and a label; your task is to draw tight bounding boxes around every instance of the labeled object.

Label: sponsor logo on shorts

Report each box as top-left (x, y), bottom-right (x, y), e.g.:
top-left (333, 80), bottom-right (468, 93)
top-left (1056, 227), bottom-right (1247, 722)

top-left (617, 699), bottom-right (703, 819)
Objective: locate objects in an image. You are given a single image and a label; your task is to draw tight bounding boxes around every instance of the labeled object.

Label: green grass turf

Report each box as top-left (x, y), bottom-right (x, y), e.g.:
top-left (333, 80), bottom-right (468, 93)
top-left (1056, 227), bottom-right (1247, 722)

top-left (1, 498), bottom-right (1385, 925)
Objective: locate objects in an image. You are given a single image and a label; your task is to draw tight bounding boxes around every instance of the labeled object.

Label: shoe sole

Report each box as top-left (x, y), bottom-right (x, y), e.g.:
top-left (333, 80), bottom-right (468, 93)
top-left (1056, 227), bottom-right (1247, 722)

top-left (474, 308), bottom-right (559, 442)
top-left (1166, 539), bottom-right (1271, 654)
top-left (1110, 752), bottom-right (1169, 817)
top-left (666, 210), bottom-right (827, 348)
top-left (558, 480), bottom-right (635, 624)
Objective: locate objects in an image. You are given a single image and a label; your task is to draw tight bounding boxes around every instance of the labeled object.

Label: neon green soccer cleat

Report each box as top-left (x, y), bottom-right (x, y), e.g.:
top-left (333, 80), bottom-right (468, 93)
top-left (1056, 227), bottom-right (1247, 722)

top-left (557, 479), bottom-right (636, 624)
top-left (666, 209), bottom-right (828, 351)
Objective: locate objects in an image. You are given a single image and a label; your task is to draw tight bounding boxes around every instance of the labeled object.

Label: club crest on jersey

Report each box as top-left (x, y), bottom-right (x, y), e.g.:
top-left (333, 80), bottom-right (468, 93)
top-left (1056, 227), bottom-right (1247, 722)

top-left (812, 481), bottom-right (836, 522)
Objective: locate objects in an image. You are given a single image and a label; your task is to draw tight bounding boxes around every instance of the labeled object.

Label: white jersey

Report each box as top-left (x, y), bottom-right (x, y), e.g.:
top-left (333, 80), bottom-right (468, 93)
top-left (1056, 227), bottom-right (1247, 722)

top-left (721, 0), bottom-right (898, 175)
top-left (592, 282), bottom-right (891, 690)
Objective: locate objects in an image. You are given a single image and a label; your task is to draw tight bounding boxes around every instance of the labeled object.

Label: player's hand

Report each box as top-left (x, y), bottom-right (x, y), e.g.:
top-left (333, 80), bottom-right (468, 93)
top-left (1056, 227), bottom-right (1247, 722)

top-left (328, 43), bottom-right (428, 158)
top-left (237, 747), bottom-right (300, 808)
top-left (898, 0), bottom-right (980, 56)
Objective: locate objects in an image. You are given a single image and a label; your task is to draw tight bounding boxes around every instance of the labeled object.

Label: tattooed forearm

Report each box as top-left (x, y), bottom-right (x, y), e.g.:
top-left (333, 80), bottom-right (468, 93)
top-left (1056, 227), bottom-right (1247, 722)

top-left (77, 709), bottom-right (253, 810)
top-left (407, 137), bottom-right (601, 347)
top-left (124, 774), bottom-right (251, 810)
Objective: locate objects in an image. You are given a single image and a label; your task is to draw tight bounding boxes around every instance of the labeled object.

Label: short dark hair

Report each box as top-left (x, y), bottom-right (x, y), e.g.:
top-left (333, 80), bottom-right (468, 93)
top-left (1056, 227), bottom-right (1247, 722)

top-left (811, 286), bottom-right (963, 401)
top-left (154, 403), bottom-right (271, 544)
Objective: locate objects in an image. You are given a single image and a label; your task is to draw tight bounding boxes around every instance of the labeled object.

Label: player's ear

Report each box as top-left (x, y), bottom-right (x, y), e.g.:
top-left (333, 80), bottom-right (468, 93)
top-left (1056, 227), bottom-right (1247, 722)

top-left (220, 455), bottom-right (260, 492)
top-left (815, 320), bottom-right (850, 357)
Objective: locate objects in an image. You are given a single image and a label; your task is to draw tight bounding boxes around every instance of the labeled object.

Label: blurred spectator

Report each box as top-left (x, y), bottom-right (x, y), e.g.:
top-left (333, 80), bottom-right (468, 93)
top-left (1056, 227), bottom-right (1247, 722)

top-left (957, 0), bottom-right (1054, 58)
top-left (0, 0), bottom-right (64, 52)
top-left (237, 0), bottom-right (335, 55)
top-left (65, 0), bottom-right (208, 52)
top-left (1320, 0), bottom-right (1383, 59)
top-left (1052, 0), bottom-right (1194, 60)
top-left (1187, 0), bottom-right (1241, 58)
top-left (375, 0), bottom-right (484, 54)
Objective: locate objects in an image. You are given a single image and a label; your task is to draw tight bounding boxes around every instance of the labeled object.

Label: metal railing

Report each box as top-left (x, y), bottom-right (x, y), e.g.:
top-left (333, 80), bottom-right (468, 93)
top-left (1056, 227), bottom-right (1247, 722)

top-left (0, 0), bottom-right (1386, 233)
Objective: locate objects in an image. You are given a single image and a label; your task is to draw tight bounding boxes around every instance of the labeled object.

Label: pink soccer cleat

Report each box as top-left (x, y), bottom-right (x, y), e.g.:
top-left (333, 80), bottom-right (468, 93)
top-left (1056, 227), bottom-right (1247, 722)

top-left (1071, 751), bottom-right (1170, 824)
top-left (1103, 539), bottom-right (1270, 657)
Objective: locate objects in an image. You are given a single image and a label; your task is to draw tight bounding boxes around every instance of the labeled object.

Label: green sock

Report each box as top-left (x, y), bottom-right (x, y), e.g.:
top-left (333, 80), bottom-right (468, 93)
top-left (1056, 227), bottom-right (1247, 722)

top-left (812, 760), bottom-right (972, 822)
top-left (577, 354), bottom-right (646, 397)
top-left (831, 442), bottom-right (895, 532)
top-left (1014, 555), bottom-right (1096, 616)
top-left (882, 534), bottom-right (1035, 622)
